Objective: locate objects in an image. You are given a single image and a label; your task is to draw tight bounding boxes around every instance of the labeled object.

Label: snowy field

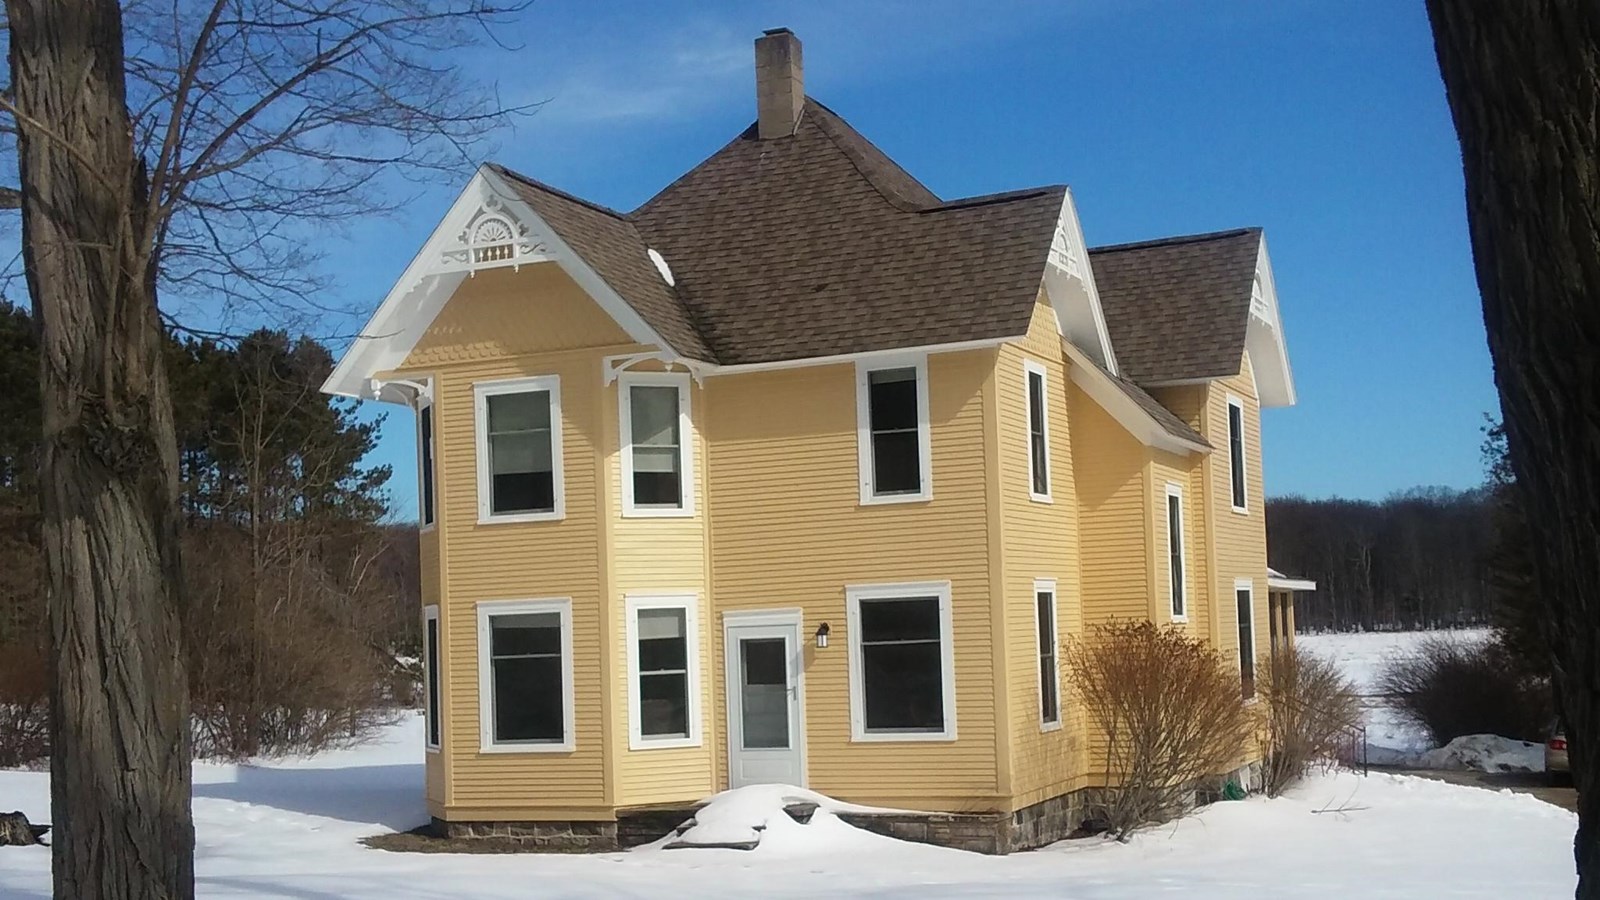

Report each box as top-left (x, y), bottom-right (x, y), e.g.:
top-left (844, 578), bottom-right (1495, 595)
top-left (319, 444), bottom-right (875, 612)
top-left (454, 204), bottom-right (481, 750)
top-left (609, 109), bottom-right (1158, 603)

top-left (0, 712), bottom-right (1577, 898)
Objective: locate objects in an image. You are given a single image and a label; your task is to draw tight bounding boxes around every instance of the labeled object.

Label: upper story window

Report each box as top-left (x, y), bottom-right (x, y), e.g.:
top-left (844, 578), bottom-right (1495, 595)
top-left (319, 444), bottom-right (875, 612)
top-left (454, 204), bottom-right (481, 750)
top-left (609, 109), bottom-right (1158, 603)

top-left (620, 373), bottom-right (693, 516)
top-left (417, 390), bottom-right (436, 529)
top-left (474, 376), bottom-right (564, 523)
top-left (1227, 394), bottom-right (1247, 512)
top-left (847, 581), bottom-right (956, 741)
top-left (1167, 483), bottom-right (1187, 621)
top-left (476, 598), bottom-right (574, 752)
top-left (856, 356), bottom-right (932, 504)
top-left (1024, 360), bottom-right (1051, 501)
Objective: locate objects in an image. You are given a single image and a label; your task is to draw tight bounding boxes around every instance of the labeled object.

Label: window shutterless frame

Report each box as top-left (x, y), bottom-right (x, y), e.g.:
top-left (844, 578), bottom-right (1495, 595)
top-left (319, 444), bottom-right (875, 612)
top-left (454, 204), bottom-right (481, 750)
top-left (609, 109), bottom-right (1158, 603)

top-left (1166, 482), bottom-right (1188, 621)
top-left (619, 372), bottom-right (695, 517)
top-left (423, 604), bottom-right (441, 751)
top-left (624, 593), bottom-right (702, 750)
top-left (1236, 578), bottom-right (1257, 701)
top-left (475, 598), bottom-right (575, 753)
top-left (1034, 578), bottom-right (1061, 731)
top-left (1023, 360), bottom-right (1051, 502)
top-left (855, 355), bottom-right (933, 505)
top-left (415, 378), bottom-right (436, 530)
top-left (845, 580), bottom-right (957, 742)
top-left (1227, 394), bottom-right (1248, 514)
top-left (473, 375), bottom-right (564, 524)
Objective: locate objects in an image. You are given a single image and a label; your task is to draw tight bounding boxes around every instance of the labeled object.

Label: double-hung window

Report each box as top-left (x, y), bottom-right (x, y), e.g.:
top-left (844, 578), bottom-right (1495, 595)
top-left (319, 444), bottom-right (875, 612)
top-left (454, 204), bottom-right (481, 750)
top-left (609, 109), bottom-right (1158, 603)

top-left (847, 581), bottom-right (956, 741)
top-left (626, 595), bottom-right (700, 748)
top-left (1166, 484), bottom-right (1187, 620)
top-left (423, 605), bottom-right (440, 750)
top-left (417, 385), bottom-right (436, 528)
top-left (476, 598), bottom-right (574, 752)
top-left (1024, 361), bottom-right (1051, 501)
top-left (1035, 580), bottom-right (1060, 729)
top-left (620, 373), bottom-right (693, 516)
top-left (856, 357), bottom-right (932, 504)
top-left (1227, 395), bottom-right (1247, 512)
top-left (1236, 579), bottom-right (1256, 700)
top-left (475, 376), bottom-right (563, 522)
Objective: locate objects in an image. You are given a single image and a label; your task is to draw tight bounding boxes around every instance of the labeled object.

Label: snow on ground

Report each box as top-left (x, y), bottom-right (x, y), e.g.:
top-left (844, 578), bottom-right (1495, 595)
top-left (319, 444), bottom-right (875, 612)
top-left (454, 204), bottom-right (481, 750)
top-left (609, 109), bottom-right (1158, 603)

top-left (1299, 628), bottom-right (1496, 766)
top-left (1420, 734), bottom-right (1544, 774)
top-left (0, 713), bottom-right (1577, 898)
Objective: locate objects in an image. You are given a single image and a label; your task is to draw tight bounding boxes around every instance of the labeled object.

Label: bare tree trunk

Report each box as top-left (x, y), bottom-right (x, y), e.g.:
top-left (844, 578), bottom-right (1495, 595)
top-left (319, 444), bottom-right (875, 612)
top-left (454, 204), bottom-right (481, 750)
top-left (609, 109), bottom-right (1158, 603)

top-left (6, 1), bottom-right (194, 897)
top-left (1426, 2), bottom-right (1600, 896)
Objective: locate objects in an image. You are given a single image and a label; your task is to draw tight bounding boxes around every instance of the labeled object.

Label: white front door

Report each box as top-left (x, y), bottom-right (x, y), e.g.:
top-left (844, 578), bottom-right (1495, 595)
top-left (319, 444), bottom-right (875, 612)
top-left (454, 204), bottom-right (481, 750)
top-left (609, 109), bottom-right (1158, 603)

top-left (725, 613), bottom-right (805, 788)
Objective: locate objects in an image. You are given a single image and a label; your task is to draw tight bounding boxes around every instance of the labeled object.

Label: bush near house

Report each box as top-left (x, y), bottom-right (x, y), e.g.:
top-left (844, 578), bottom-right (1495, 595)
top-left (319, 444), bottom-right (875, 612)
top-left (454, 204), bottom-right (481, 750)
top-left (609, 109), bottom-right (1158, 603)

top-left (1260, 646), bottom-right (1363, 796)
top-left (1065, 620), bottom-right (1254, 840)
top-left (1377, 633), bottom-right (1552, 746)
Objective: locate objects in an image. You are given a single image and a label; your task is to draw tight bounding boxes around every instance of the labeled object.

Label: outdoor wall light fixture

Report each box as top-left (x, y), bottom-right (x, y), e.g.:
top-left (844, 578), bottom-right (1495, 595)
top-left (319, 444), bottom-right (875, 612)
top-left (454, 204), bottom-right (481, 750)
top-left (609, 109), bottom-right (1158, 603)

top-left (815, 622), bottom-right (830, 649)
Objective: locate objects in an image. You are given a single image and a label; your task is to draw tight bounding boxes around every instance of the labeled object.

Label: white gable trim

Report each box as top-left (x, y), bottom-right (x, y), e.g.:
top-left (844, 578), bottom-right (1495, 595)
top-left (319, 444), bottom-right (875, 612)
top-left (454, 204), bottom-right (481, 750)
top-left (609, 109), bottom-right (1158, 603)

top-left (1246, 236), bottom-right (1296, 408)
top-left (1062, 339), bottom-right (1209, 456)
top-left (322, 166), bottom-right (678, 402)
top-left (1043, 189), bottom-right (1119, 375)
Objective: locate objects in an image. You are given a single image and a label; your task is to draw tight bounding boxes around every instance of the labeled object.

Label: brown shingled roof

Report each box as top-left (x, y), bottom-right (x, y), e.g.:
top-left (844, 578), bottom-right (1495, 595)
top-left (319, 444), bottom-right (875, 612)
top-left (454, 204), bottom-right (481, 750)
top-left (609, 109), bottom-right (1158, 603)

top-left (1106, 370), bottom-right (1210, 448)
top-left (1088, 228), bottom-right (1262, 383)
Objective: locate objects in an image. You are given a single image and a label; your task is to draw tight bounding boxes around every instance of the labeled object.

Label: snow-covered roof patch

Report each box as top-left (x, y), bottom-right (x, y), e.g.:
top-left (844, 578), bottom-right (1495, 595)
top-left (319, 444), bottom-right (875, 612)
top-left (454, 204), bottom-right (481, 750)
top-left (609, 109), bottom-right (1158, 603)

top-left (647, 248), bottom-right (675, 287)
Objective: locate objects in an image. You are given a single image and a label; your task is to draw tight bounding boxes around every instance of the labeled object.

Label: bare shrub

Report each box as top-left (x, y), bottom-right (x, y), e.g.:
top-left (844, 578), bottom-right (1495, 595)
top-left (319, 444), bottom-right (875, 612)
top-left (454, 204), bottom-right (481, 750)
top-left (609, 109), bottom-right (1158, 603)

top-left (1066, 620), bottom-right (1253, 839)
top-left (0, 642), bottom-right (49, 767)
top-left (1261, 646), bottom-right (1363, 796)
top-left (1376, 633), bottom-right (1551, 745)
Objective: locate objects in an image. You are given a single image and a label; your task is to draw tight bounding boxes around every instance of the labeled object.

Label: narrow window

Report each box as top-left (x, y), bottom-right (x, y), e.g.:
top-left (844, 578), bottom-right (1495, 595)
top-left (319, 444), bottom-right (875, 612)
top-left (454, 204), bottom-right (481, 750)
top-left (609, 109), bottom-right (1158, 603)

top-left (478, 600), bottom-right (572, 750)
top-left (418, 400), bottom-right (436, 527)
top-left (1269, 595), bottom-right (1281, 659)
top-left (475, 376), bottom-right (562, 521)
top-left (1237, 582), bottom-right (1256, 700)
top-left (621, 375), bottom-right (692, 515)
top-left (1167, 485), bottom-right (1187, 619)
top-left (1036, 582), bottom-right (1060, 727)
top-left (1228, 396), bottom-right (1247, 511)
top-left (424, 606), bottom-right (440, 749)
top-left (858, 359), bottom-right (930, 502)
top-left (630, 598), bottom-right (699, 746)
top-left (848, 583), bottom-right (955, 739)
top-left (1025, 362), bottom-right (1050, 500)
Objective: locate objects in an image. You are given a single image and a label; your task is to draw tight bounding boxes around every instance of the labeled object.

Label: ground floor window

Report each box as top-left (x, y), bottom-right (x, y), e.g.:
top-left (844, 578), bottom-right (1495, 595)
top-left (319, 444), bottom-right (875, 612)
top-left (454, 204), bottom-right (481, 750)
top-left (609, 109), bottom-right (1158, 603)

top-left (626, 594), bottom-right (700, 748)
top-left (1035, 580), bottom-right (1060, 728)
top-left (476, 598), bottom-right (574, 751)
top-left (1236, 580), bottom-right (1256, 700)
top-left (424, 606), bottom-right (440, 749)
top-left (846, 581), bottom-right (956, 741)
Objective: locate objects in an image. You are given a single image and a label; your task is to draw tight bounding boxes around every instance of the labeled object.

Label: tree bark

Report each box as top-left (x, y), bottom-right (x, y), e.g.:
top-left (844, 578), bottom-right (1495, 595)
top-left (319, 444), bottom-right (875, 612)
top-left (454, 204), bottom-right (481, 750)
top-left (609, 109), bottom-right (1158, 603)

top-left (5, 1), bottom-right (194, 897)
top-left (1426, 2), bottom-right (1600, 896)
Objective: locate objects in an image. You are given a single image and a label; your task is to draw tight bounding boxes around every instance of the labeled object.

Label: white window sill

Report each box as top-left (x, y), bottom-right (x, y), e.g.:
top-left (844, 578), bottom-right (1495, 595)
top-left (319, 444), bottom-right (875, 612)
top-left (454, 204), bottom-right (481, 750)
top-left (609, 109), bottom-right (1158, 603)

top-left (477, 510), bottom-right (563, 526)
top-left (850, 730), bottom-right (957, 743)
top-left (1030, 492), bottom-right (1053, 504)
top-left (419, 522), bottom-right (437, 535)
top-left (621, 506), bottom-right (696, 519)
top-left (1171, 613), bottom-right (1189, 624)
top-left (1231, 505), bottom-right (1249, 516)
top-left (1040, 720), bottom-right (1062, 734)
top-left (628, 735), bottom-right (702, 751)
top-left (859, 492), bottom-right (933, 507)
top-left (478, 741), bottom-right (575, 754)
top-left (425, 744), bottom-right (441, 755)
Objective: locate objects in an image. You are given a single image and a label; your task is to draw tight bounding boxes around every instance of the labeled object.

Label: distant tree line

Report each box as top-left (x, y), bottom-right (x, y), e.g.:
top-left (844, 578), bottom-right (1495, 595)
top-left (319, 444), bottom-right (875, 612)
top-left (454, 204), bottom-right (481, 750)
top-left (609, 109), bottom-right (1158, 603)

top-left (1267, 487), bottom-right (1498, 632)
top-left (0, 300), bottom-right (420, 763)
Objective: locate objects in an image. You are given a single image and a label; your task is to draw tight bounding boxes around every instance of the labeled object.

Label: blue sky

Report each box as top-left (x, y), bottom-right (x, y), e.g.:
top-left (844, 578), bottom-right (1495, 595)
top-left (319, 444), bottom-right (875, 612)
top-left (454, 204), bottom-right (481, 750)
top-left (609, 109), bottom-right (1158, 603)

top-left (315, 1), bottom-right (1496, 519)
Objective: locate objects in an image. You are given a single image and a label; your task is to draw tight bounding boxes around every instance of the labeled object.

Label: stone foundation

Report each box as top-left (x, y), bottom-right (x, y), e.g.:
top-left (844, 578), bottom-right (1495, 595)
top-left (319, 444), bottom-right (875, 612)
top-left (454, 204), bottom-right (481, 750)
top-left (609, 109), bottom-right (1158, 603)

top-left (838, 789), bottom-right (1090, 855)
top-left (433, 817), bottom-right (618, 852)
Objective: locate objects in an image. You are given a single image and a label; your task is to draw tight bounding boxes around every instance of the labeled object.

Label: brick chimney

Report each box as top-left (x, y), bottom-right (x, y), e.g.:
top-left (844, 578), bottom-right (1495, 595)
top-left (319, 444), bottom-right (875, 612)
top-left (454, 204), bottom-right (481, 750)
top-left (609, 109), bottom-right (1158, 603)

top-left (755, 28), bottom-right (803, 139)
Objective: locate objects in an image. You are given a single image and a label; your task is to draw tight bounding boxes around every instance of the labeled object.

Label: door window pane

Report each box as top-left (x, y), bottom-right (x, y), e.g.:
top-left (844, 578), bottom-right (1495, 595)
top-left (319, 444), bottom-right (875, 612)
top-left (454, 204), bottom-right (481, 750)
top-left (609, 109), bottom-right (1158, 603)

top-left (858, 596), bottom-right (944, 732)
top-left (489, 611), bottom-right (564, 743)
top-left (637, 608), bottom-right (689, 739)
top-left (486, 390), bottom-right (554, 514)
top-left (629, 385), bottom-right (683, 507)
top-left (868, 367), bottom-right (922, 495)
top-left (740, 638), bottom-right (789, 749)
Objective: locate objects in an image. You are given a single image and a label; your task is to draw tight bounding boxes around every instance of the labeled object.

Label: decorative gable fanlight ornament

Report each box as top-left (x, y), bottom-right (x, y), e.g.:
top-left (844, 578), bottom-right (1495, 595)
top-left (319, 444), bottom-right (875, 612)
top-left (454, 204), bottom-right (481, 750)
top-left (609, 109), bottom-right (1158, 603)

top-left (438, 195), bottom-right (550, 275)
top-left (1048, 219), bottom-right (1083, 279)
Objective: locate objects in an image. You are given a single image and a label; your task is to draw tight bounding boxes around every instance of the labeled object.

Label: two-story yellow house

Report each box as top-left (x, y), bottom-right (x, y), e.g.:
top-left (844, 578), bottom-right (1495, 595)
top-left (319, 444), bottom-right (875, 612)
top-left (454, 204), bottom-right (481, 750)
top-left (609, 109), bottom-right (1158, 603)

top-left (323, 28), bottom-right (1306, 853)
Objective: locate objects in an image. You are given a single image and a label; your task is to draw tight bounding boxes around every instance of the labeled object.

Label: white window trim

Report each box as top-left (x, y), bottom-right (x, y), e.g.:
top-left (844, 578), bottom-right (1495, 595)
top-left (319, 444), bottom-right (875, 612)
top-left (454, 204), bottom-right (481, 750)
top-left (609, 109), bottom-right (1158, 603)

top-left (1166, 483), bottom-right (1188, 623)
top-left (423, 604), bottom-right (441, 752)
top-left (1023, 360), bottom-right (1052, 503)
top-left (1236, 578), bottom-right (1257, 699)
top-left (619, 372), bottom-right (695, 518)
top-left (855, 355), bottom-right (933, 505)
top-left (474, 375), bottom-right (565, 524)
top-left (845, 580), bottom-right (957, 742)
top-left (625, 592), bottom-right (702, 750)
top-left (1226, 393), bottom-right (1248, 515)
top-left (416, 379), bottom-right (437, 532)
top-left (1033, 578), bottom-right (1061, 732)
top-left (475, 597), bottom-right (575, 753)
